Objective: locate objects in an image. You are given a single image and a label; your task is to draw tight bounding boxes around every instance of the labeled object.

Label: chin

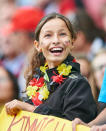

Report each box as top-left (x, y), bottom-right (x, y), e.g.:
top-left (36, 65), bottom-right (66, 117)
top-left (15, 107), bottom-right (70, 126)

top-left (50, 57), bottom-right (65, 64)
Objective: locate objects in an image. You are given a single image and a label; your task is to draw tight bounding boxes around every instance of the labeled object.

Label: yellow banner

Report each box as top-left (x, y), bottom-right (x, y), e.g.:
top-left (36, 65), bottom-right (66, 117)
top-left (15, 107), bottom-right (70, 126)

top-left (0, 107), bottom-right (90, 131)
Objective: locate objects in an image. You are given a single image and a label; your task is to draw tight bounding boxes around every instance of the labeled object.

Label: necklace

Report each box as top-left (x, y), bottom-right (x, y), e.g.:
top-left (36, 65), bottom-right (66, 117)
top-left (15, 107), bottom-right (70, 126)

top-left (26, 62), bottom-right (73, 106)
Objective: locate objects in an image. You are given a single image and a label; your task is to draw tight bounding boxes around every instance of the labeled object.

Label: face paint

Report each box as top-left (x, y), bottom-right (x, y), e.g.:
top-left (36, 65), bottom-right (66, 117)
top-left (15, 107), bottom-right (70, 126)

top-left (64, 40), bottom-right (71, 46)
top-left (38, 18), bottom-right (73, 68)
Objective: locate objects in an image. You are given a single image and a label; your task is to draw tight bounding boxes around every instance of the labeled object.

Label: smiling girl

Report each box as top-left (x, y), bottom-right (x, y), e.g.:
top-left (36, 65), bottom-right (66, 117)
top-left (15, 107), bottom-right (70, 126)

top-left (5, 13), bottom-right (97, 123)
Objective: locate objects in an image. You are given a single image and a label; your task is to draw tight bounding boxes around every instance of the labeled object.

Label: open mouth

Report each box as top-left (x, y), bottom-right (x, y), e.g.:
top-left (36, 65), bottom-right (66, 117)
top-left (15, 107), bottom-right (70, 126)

top-left (49, 47), bottom-right (63, 54)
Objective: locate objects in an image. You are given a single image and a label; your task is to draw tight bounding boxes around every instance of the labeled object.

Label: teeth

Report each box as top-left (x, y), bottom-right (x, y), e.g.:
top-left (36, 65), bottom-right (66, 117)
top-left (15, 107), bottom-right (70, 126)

top-left (50, 48), bottom-right (62, 51)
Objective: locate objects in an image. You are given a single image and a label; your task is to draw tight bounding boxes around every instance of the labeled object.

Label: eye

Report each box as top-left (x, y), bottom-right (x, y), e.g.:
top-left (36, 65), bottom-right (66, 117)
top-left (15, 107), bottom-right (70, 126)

top-left (44, 34), bottom-right (51, 38)
top-left (60, 32), bottom-right (66, 36)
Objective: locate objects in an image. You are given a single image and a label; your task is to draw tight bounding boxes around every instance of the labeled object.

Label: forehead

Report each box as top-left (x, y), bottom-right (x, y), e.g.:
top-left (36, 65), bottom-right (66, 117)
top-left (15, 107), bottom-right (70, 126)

top-left (40, 18), bottom-right (69, 32)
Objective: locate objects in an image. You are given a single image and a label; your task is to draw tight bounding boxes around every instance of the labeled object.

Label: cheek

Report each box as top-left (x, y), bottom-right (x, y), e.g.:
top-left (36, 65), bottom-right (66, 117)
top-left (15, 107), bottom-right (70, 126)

top-left (64, 40), bottom-right (71, 46)
top-left (63, 39), bottom-right (73, 51)
top-left (40, 37), bottom-right (50, 47)
top-left (40, 42), bottom-right (49, 57)
top-left (62, 36), bottom-right (72, 46)
top-left (40, 42), bottom-right (47, 50)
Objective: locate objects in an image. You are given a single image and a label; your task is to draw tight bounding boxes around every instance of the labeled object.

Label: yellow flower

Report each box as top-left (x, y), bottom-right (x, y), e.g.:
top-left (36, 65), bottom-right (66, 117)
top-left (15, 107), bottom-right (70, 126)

top-left (40, 63), bottom-right (48, 73)
top-left (40, 86), bottom-right (49, 100)
top-left (26, 86), bottom-right (38, 99)
top-left (57, 63), bottom-right (72, 76)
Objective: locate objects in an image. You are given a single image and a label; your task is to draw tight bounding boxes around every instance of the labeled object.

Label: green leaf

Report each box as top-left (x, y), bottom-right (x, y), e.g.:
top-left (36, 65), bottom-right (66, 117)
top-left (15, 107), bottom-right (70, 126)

top-left (44, 72), bottom-right (49, 82)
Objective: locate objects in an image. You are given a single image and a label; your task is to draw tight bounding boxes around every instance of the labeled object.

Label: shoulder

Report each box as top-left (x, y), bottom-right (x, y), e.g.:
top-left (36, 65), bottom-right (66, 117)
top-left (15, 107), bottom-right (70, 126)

top-left (65, 72), bottom-right (91, 94)
top-left (68, 72), bottom-right (89, 85)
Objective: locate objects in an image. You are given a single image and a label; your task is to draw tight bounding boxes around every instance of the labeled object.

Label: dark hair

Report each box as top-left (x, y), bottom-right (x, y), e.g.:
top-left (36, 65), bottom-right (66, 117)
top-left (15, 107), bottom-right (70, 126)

top-left (7, 70), bottom-right (19, 99)
top-left (25, 13), bottom-right (76, 86)
top-left (1, 66), bottom-right (19, 99)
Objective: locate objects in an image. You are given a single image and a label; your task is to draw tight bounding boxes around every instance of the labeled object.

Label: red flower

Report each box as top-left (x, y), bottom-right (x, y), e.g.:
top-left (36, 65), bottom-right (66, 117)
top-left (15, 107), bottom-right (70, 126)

top-left (32, 92), bottom-right (42, 106)
top-left (52, 73), bottom-right (66, 84)
top-left (72, 58), bottom-right (77, 63)
top-left (29, 77), bottom-right (44, 87)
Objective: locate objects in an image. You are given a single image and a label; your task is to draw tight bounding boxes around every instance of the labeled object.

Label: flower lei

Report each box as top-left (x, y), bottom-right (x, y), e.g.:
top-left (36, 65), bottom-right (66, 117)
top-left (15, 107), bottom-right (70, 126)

top-left (26, 63), bottom-right (72, 106)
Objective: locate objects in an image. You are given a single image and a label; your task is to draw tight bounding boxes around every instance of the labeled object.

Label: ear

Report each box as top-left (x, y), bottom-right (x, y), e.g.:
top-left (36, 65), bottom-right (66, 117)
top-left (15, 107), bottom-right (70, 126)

top-left (71, 38), bottom-right (75, 45)
top-left (69, 39), bottom-right (74, 51)
top-left (34, 40), bottom-right (42, 52)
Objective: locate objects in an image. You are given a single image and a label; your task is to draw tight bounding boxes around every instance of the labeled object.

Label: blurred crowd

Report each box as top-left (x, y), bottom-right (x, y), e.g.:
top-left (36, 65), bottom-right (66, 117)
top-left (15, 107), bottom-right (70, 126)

top-left (0, 0), bottom-right (106, 120)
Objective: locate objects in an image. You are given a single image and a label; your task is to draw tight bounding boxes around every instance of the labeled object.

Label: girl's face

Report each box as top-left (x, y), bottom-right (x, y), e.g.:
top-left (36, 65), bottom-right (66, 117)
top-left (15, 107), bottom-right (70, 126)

top-left (36, 18), bottom-right (73, 68)
top-left (0, 67), bottom-right (14, 103)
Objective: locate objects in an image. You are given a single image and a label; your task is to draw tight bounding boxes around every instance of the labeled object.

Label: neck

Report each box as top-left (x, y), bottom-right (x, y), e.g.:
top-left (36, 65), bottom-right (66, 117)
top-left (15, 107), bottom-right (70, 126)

top-left (48, 61), bottom-right (62, 69)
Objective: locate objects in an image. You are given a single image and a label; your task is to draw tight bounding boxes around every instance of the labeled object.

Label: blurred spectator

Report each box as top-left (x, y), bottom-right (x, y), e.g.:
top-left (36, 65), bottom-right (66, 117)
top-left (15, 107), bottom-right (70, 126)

top-left (98, 68), bottom-right (106, 113)
top-left (74, 0), bottom-right (84, 8)
top-left (0, 2), bottom-right (17, 60)
top-left (75, 54), bottom-right (99, 102)
top-left (0, 2), bottom-right (17, 29)
top-left (0, 65), bottom-right (19, 113)
top-left (72, 9), bottom-right (105, 60)
top-left (0, 0), bottom-right (16, 5)
top-left (82, 0), bottom-right (106, 29)
top-left (0, 7), bottom-right (44, 99)
top-left (91, 49), bottom-right (106, 92)
top-left (100, 3), bottom-right (106, 32)
top-left (16, 0), bottom-right (35, 6)
top-left (34, 0), bottom-right (76, 16)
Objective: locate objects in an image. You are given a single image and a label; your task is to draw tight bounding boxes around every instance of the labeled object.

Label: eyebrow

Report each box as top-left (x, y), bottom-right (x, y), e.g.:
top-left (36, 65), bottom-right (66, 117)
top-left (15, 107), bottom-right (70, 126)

top-left (44, 31), bottom-right (52, 33)
top-left (55, 29), bottom-right (65, 31)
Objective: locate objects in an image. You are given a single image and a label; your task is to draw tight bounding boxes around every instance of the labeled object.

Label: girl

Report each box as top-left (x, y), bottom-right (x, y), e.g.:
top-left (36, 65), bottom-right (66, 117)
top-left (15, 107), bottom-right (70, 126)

top-left (5, 13), bottom-right (97, 123)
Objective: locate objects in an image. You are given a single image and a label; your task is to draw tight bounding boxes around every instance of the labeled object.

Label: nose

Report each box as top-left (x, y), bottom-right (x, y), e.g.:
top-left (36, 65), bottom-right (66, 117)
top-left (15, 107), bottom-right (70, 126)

top-left (52, 34), bottom-right (60, 45)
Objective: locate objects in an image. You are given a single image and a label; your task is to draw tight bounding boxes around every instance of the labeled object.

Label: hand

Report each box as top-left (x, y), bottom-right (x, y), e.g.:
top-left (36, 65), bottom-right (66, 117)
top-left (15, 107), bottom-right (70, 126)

top-left (72, 118), bottom-right (88, 131)
top-left (90, 124), bottom-right (106, 131)
top-left (5, 99), bottom-right (22, 115)
top-left (5, 99), bottom-right (36, 116)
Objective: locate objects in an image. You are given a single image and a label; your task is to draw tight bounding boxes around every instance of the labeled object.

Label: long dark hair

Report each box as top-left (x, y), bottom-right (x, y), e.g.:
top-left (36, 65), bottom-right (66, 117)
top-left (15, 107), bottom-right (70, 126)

top-left (0, 66), bottom-right (19, 99)
top-left (25, 12), bottom-right (76, 86)
top-left (7, 69), bottom-right (19, 99)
